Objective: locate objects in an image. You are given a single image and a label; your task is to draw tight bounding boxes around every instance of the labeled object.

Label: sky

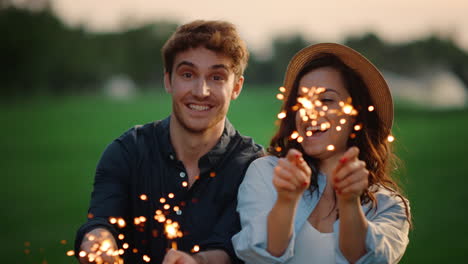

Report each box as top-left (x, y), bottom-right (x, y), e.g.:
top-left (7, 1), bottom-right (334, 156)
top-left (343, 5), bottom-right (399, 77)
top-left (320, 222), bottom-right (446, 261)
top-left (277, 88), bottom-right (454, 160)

top-left (48, 0), bottom-right (468, 55)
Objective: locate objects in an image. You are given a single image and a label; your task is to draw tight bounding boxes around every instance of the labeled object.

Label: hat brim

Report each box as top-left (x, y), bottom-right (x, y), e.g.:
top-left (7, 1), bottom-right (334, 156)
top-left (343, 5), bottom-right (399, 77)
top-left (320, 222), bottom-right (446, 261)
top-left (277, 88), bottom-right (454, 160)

top-left (283, 43), bottom-right (393, 132)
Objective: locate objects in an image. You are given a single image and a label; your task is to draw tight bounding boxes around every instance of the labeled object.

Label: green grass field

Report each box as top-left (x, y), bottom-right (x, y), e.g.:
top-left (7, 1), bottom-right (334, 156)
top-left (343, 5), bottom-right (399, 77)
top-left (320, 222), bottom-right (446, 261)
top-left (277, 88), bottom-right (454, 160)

top-left (1, 88), bottom-right (467, 263)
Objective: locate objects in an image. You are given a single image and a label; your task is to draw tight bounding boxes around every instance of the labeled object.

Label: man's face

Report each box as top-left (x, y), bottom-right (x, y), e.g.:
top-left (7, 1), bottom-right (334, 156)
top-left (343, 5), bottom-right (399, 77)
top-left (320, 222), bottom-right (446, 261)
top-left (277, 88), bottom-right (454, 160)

top-left (165, 47), bottom-right (244, 134)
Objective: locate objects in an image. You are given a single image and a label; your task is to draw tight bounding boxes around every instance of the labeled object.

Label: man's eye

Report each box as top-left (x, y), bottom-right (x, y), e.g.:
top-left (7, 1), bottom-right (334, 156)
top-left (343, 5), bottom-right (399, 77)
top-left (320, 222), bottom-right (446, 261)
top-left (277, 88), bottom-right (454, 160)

top-left (182, 72), bottom-right (192, 78)
top-left (212, 75), bottom-right (224, 81)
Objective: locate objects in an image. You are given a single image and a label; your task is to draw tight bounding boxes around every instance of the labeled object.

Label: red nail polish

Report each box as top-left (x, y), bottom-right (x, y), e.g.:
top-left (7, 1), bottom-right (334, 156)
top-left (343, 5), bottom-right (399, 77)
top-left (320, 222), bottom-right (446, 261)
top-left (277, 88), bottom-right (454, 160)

top-left (339, 157), bottom-right (348, 164)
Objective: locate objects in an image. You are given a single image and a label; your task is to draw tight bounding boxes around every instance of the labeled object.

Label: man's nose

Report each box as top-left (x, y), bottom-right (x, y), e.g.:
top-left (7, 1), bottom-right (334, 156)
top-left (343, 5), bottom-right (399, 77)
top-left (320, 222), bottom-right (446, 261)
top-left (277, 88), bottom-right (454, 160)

top-left (192, 79), bottom-right (210, 98)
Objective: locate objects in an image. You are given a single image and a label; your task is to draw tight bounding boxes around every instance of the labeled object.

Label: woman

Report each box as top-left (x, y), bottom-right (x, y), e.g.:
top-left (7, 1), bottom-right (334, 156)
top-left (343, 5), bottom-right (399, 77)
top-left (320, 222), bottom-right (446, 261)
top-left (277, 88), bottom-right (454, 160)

top-left (232, 43), bottom-right (411, 264)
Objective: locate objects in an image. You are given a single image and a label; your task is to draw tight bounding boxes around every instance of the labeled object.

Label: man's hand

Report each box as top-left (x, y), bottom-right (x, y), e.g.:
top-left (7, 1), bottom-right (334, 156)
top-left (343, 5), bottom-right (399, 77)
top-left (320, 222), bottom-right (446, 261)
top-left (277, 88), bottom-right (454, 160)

top-left (162, 249), bottom-right (200, 264)
top-left (78, 227), bottom-right (123, 264)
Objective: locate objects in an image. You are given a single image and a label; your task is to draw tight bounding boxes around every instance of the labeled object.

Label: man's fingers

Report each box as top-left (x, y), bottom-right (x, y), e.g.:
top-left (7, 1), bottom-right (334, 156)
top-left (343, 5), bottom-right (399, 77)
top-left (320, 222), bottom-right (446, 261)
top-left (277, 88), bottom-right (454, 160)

top-left (162, 249), bottom-right (181, 264)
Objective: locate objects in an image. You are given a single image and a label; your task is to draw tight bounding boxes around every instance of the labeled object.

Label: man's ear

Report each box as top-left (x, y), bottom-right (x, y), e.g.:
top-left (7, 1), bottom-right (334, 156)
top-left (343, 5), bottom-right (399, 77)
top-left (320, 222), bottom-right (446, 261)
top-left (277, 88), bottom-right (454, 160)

top-left (164, 72), bottom-right (172, 93)
top-left (231, 76), bottom-right (244, 100)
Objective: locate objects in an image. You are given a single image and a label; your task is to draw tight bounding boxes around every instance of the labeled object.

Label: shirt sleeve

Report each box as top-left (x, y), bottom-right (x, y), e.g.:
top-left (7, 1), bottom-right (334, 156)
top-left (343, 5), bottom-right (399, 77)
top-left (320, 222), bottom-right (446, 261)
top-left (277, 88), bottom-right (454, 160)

top-left (74, 138), bottom-right (133, 253)
top-left (335, 191), bottom-right (411, 264)
top-left (232, 158), bottom-right (297, 264)
top-left (197, 196), bottom-right (243, 263)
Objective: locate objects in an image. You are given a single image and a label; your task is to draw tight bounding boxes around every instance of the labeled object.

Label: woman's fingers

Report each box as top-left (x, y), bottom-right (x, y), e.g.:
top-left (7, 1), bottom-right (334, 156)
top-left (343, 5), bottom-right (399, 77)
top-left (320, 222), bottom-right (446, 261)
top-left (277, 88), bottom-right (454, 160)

top-left (273, 167), bottom-right (297, 192)
top-left (334, 168), bottom-right (369, 191)
top-left (334, 160), bottom-right (366, 183)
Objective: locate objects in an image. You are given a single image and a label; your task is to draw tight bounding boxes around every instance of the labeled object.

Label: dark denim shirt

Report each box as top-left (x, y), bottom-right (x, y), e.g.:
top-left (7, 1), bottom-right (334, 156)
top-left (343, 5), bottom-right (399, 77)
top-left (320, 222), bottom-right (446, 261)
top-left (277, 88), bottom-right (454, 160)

top-left (75, 117), bottom-right (264, 263)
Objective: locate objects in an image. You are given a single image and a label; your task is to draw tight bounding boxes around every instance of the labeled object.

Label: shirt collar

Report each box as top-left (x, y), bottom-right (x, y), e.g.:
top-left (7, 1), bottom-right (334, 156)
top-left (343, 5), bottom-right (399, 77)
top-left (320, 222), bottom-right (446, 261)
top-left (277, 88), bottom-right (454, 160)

top-left (156, 116), bottom-right (237, 174)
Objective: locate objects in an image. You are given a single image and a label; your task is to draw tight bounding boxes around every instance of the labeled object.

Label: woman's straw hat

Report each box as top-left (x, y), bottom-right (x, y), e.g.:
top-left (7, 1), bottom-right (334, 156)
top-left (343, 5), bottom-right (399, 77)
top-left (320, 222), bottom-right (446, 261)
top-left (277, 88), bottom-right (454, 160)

top-left (283, 42), bottom-right (393, 132)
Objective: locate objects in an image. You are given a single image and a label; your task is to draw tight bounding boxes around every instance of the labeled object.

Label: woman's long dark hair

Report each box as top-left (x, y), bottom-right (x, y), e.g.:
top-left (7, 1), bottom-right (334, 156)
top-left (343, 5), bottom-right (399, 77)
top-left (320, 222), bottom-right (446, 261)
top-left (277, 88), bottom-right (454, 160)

top-left (268, 54), bottom-right (411, 224)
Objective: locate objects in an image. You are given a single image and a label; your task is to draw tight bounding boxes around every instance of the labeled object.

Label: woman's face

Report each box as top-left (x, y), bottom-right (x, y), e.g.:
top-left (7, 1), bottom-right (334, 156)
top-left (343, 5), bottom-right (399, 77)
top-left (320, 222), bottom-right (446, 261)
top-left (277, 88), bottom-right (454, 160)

top-left (295, 66), bottom-right (355, 160)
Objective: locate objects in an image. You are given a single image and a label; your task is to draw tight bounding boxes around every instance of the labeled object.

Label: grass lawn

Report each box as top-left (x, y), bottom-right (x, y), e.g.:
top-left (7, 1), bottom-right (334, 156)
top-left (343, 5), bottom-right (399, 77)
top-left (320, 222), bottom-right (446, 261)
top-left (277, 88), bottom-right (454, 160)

top-left (1, 87), bottom-right (467, 263)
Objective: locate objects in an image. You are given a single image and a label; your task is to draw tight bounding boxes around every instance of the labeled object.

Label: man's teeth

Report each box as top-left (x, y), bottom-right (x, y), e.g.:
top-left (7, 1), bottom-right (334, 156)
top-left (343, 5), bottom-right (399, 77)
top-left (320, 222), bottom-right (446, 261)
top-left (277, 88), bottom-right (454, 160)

top-left (189, 104), bottom-right (210, 111)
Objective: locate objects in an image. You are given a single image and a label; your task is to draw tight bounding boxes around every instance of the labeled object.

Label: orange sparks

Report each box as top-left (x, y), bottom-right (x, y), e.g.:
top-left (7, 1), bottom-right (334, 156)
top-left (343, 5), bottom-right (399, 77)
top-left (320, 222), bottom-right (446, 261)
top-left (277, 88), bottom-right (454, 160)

top-left (117, 218), bottom-right (126, 228)
top-left (354, 124), bottom-right (362, 131)
top-left (79, 251), bottom-right (86, 257)
top-left (164, 204), bottom-right (170, 210)
top-left (87, 213), bottom-right (94, 219)
top-left (182, 181), bottom-right (188, 187)
top-left (192, 245), bottom-right (200, 253)
top-left (133, 248), bottom-right (139, 253)
top-left (342, 104), bottom-right (353, 114)
top-left (123, 243), bottom-right (129, 249)
top-left (143, 255), bottom-right (151, 262)
top-left (24, 249), bottom-right (30, 255)
top-left (100, 240), bottom-right (112, 252)
top-left (66, 250), bottom-right (74, 256)
top-left (140, 194), bottom-right (148, 201)
top-left (277, 111), bottom-right (286, 119)
top-left (275, 146), bottom-right (282, 152)
top-left (368, 105), bottom-right (375, 112)
top-left (290, 131), bottom-right (299, 140)
top-left (339, 119), bottom-right (346, 125)
top-left (350, 133), bottom-right (357, 139)
top-left (173, 206), bottom-right (180, 212)
top-left (306, 131), bottom-right (313, 137)
top-left (24, 241), bottom-right (31, 247)
top-left (297, 136), bottom-right (304, 143)
top-left (109, 217), bottom-right (117, 224)
top-left (88, 235), bottom-right (95, 241)
top-left (165, 221), bottom-right (182, 240)
top-left (160, 198), bottom-right (166, 203)
top-left (301, 87), bottom-right (309, 93)
top-left (336, 126), bottom-right (342, 131)
top-left (118, 234), bottom-right (125, 240)
top-left (60, 240), bottom-right (67, 245)
top-left (302, 115), bottom-right (308, 121)
top-left (155, 210), bottom-right (162, 215)
top-left (387, 135), bottom-right (395, 142)
top-left (140, 216), bottom-right (147, 222)
top-left (327, 145), bottom-right (335, 151)
top-left (276, 93), bottom-right (285, 100)
top-left (210, 172), bottom-right (216, 177)
top-left (297, 97), bottom-right (313, 109)
top-left (119, 249), bottom-right (125, 255)
top-left (168, 193), bottom-right (175, 199)
top-left (279, 86), bottom-right (286, 93)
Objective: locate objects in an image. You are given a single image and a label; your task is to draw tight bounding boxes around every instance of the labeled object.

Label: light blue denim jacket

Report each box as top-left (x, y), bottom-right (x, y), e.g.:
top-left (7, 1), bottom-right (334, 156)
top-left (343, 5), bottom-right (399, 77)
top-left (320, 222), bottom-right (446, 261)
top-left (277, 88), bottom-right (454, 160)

top-left (232, 156), bottom-right (410, 264)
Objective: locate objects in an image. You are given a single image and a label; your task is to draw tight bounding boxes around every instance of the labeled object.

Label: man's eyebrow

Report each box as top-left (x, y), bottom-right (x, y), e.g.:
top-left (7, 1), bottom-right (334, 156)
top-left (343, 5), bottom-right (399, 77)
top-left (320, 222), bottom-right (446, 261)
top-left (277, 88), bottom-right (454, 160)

top-left (175, 61), bottom-right (195, 70)
top-left (211, 64), bottom-right (229, 71)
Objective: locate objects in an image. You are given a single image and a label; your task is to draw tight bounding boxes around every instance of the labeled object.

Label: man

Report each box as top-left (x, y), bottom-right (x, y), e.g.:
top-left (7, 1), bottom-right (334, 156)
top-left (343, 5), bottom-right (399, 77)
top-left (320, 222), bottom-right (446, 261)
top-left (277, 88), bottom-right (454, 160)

top-left (75, 20), bottom-right (263, 264)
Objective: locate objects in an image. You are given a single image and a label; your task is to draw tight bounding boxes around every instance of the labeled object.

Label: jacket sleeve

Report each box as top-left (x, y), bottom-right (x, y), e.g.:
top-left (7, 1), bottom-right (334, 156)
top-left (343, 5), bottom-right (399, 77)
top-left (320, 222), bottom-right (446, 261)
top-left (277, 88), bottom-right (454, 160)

top-left (74, 138), bottom-right (133, 253)
top-left (232, 159), bottom-right (297, 264)
top-left (335, 191), bottom-right (411, 264)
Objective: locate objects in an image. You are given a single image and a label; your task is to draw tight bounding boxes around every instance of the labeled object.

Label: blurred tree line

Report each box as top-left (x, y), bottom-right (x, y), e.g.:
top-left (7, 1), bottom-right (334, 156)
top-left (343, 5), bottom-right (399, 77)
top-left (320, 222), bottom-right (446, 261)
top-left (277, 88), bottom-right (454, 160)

top-left (1, 2), bottom-right (468, 96)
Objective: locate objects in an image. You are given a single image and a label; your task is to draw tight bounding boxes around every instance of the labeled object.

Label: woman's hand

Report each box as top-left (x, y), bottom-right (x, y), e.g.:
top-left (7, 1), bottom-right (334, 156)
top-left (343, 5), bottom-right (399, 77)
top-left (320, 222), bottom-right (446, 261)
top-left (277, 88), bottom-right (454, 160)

top-left (332, 146), bottom-right (369, 203)
top-left (273, 149), bottom-right (312, 203)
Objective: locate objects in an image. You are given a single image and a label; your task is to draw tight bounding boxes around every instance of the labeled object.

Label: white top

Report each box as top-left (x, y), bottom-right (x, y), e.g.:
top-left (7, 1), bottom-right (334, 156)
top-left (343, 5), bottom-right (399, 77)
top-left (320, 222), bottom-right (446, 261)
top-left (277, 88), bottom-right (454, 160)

top-left (286, 222), bottom-right (335, 264)
top-left (233, 155), bottom-right (411, 264)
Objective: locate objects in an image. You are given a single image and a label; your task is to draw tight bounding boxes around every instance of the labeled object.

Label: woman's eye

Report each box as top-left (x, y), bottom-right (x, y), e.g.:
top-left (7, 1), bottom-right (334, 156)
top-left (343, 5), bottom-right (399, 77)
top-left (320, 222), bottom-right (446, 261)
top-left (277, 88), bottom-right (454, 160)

top-left (321, 98), bottom-right (334, 103)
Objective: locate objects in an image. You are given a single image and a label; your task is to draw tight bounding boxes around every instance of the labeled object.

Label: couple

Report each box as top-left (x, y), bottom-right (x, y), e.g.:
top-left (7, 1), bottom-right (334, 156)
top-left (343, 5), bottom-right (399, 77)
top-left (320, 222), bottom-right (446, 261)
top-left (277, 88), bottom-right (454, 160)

top-left (75, 20), bottom-right (411, 264)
